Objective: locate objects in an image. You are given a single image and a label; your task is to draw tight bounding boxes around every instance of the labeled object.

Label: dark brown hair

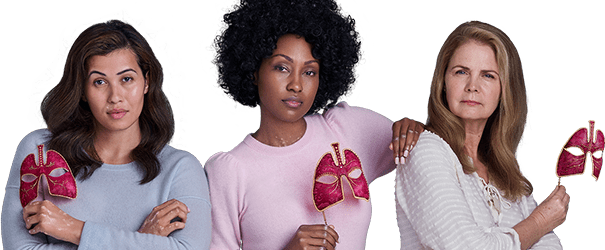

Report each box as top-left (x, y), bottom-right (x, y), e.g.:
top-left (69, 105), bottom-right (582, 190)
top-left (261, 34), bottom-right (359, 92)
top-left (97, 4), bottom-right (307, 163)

top-left (41, 20), bottom-right (174, 184)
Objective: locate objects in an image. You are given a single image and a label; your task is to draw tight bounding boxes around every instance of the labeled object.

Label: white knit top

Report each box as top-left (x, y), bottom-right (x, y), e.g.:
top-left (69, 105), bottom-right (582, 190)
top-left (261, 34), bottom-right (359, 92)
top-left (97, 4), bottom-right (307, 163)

top-left (395, 131), bottom-right (562, 249)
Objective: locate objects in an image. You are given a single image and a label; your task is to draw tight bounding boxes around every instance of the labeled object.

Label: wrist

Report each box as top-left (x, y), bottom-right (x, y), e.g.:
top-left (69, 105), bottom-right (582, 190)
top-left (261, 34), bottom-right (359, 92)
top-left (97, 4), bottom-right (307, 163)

top-left (69, 220), bottom-right (85, 245)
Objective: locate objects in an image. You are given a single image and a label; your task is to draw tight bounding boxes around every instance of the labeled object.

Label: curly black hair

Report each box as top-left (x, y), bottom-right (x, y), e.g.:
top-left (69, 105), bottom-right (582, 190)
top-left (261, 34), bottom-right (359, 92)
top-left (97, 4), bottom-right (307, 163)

top-left (214, 0), bottom-right (361, 114)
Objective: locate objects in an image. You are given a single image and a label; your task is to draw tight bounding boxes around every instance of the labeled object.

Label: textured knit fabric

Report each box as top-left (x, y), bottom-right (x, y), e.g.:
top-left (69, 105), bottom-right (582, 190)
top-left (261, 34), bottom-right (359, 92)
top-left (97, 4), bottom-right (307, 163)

top-left (205, 102), bottom-right (395, 249)
top-left (2, 129), bottom-right (212, 250)
top-left (395, 131), bottom-right (562, 250)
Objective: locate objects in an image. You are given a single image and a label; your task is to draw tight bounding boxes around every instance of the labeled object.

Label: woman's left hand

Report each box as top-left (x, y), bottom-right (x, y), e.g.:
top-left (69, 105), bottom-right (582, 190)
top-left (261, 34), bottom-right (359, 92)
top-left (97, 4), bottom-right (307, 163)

top-left (138, 199), bottom-right (190, 237)
top-left (390, 118), bottom-right (424, 165)
top-left (23, 200), bottom-right (84, 245)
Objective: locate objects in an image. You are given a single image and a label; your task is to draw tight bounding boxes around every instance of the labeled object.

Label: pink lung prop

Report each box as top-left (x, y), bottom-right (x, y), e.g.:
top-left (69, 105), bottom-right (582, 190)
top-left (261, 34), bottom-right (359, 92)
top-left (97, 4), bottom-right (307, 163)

top-left (312, 143), bottom-right (370, 212)
top-left (556, 121), bottom-right (604, 180)
top-left (20, 144), bottom-right (78, 207)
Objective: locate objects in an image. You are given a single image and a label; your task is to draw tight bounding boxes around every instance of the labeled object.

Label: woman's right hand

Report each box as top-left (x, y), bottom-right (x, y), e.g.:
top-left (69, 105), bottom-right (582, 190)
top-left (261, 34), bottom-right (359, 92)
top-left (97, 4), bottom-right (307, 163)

top-left (284, 224), bottom-right (339, 250)
top-left (530, 185), bottom-right (570, 232)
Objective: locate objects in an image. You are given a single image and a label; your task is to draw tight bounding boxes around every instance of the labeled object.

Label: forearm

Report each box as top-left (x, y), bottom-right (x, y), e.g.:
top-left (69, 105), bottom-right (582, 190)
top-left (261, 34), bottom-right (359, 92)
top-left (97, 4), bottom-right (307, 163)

top-left (513, 216), bottom-right (548, 250)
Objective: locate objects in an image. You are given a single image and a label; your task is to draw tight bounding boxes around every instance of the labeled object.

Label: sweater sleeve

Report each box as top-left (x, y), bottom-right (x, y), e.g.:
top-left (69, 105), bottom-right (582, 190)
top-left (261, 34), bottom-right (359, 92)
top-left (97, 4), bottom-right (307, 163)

top-left (77, 151), bottom-right (212, 250)
top-left (205, 152), bottom-right (244, 250)
top-left (395, 132), bottom-right (521, 250)
top-left (2, 130), bottom-right (212, 250)
top-left (323, 102), bottom-right (395, 182)
top-left (2, 130), bottom-right (78, 250)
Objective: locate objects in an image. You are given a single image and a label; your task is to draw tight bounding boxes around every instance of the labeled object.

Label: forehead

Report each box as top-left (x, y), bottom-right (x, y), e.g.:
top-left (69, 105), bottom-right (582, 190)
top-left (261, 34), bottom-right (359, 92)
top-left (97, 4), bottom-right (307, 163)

top-left (449, 40), bottom-right (497, 69)
top-left (272, 34), bottom-right (314, 57)
top-left (87, 49), bottom-right (140, 71)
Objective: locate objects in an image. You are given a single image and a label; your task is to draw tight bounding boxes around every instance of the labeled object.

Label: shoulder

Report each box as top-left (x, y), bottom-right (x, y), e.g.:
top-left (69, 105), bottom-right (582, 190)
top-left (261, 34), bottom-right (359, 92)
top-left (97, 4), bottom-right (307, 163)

top-left (14, 129), bottom-right (53, 159)
top-left (320, 102), bottom-right (392, 134)
top-left (405, 131), bottom-right (457, 174)
top-left (413, 131), bottom-right (452, 156)
top-left (157, 145), bottom-right (205, 179)
top-left (204, 151), bottom-right (243, 176)
top-left (17, 129), bottom-right (52, 149)
top-left (158, 145), bottom-right (201, 167)
top-left (322, 102), bottom-right (388, 122)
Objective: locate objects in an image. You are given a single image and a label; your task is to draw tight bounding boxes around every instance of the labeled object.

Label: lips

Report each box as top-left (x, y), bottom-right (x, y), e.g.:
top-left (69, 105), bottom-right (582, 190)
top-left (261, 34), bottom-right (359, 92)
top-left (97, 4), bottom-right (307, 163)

top-left (108, 109), bottom-right (127, 119)
top-left (461, 100), bottom-right (481, 106)
top-left (283, 97), bottom-right (302, 108)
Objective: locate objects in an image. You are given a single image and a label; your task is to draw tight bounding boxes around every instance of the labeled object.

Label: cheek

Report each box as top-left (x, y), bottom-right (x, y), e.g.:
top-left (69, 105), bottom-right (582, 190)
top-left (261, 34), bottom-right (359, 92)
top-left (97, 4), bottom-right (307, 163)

top-left (257, 79), bottom-right (281, 105)
top-left (443, 80), bottom-right (467, 117)
top-left (486, 85), bottom-right (501, 109)
top-left (129, 88), bottom-right (147, 111)
top-left (85, 91), bottom-right (106, 112)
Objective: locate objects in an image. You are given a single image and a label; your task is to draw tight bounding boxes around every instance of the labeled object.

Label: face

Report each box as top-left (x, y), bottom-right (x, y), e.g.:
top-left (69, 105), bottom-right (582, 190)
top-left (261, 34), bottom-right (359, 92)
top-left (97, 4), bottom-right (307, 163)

top-left (255, 34), bottom-right (320, 124)
top-left (84, 48), bottom-right (148, 134)
top-left (445, 40), bottom-right (501, 126)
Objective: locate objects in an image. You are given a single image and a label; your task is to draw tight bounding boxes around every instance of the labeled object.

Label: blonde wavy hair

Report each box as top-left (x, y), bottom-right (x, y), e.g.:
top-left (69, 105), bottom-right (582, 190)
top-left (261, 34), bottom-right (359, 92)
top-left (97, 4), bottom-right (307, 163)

top-left (426, 21), bottom-right (532, 200)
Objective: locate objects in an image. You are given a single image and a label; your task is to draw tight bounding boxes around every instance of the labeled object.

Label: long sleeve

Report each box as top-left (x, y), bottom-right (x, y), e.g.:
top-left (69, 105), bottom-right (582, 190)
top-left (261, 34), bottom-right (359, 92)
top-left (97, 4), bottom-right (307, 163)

top-left (76, 151), bottom-right (212, 250)
top-left (2, 130), bottom-right (212, 250)
top-left (323, 102), bottom-right (396, 181)
top-left (205, 152), bottom-right (244, 249)
top-left (2, 131), bottom-right (76, 250)
top-left (395, 132), bottom-right (521, 250)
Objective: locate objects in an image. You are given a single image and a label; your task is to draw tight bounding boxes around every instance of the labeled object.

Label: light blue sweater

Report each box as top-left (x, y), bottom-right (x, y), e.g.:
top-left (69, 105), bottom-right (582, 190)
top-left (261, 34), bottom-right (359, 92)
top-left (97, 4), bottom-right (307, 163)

top-left (2, 129), bottom-right (211, 249)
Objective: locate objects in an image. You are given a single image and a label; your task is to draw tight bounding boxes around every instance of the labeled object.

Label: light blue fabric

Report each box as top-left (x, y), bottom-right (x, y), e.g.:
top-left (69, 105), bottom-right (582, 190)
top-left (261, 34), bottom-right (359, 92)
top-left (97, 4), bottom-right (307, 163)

top-left (2, 129), bottom-right (211, 250)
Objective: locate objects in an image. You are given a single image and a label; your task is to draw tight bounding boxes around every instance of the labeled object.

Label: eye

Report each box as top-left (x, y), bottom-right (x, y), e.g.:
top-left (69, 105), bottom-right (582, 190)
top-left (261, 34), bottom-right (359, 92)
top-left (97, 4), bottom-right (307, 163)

top-left (305, 70), bottom-right (316, 76)
top-left (122, 76), bottom-right (133, 82)
top-left (565, 146), bottom-right (585, 156)
top-left (274, 65), bottom-right (288, 72)
top-left (316, 174), bottom-right (337, 184)
top-left (483, 73), bottom-right (495, 79)
top-left (93, 79), bottom-right (106, 86)
top-left (455, 70), bottom-right (466, 75)
top-left (49, 168), bottom-right (68, 177)
top-left (348, 169), bottom-right (362, 179)
top-left (21, 174), bottom-right (37, 183)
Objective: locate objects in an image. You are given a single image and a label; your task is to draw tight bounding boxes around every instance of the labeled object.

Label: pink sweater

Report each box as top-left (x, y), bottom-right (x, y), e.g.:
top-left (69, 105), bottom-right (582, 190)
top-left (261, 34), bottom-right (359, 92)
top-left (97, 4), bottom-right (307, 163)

top-left (205, 102), bottom-right (395, 249)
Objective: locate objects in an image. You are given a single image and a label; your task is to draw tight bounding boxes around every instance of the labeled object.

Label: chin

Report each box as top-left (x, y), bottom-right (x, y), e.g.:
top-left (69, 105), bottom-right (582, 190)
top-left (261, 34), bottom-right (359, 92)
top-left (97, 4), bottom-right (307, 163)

top-left (98, 120), bottom-right (140, 133)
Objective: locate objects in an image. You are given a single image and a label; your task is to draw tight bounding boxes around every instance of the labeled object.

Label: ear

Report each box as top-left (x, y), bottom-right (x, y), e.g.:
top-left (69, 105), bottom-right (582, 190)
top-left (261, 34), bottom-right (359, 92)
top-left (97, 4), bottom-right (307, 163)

top-left (144, 74), bottom-right (149, 94)
top-left (253, 72), bottom-right (258, 86)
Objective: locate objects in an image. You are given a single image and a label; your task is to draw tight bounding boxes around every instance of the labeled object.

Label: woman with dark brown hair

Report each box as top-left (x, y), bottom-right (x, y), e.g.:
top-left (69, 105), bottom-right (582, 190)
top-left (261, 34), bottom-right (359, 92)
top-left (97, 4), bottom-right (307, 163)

top-left (1, 20), bottom-right (211, 249)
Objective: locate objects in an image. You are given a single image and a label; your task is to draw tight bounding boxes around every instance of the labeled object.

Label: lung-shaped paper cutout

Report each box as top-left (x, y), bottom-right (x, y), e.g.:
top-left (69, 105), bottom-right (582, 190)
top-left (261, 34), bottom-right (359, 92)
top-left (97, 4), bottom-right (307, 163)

top-left (312, 143), bottom-right (369, 212)
top-left (20, 144), bottom-right (78, 207)
top-left (556, 121), bottom-right (604, 180)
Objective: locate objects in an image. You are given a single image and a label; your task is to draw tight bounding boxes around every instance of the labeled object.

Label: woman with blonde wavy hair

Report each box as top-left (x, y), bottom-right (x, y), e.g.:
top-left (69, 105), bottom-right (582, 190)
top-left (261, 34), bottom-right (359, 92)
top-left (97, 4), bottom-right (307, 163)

top-left (392, 21), bottom-right (569, 249)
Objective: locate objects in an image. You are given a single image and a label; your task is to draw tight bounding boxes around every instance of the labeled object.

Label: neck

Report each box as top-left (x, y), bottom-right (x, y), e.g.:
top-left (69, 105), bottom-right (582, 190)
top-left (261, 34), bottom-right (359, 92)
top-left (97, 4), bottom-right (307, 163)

top-left (463, 120), bottom-right (488, 156)
top-left (93, 124), bottom-right (142, 165)
top-left (253, 109), bottom-right (307, 147)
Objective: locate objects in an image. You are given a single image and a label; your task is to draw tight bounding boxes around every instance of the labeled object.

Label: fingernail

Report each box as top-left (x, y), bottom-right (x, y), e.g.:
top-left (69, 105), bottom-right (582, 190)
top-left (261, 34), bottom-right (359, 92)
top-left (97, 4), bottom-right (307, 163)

top-left (395, 157), bottom-right (400, 165)
top-left (401, 157), bottom-right (406, 165)
top-left (403, 149), bottom-right (409, 158)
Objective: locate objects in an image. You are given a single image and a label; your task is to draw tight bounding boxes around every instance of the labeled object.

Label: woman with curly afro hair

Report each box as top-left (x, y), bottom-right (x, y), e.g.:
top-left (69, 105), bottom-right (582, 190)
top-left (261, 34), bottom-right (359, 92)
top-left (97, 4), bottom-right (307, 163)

top-left (205, 0), bottom-right (423, 249)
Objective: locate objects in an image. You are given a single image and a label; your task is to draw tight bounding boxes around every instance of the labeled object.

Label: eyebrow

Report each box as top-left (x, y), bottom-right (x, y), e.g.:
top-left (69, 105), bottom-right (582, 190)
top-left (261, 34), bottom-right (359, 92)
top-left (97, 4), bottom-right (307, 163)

top-left (271, 54), bottom-right (319, 65)
top-left (88, 68), bottom-right (138, 78)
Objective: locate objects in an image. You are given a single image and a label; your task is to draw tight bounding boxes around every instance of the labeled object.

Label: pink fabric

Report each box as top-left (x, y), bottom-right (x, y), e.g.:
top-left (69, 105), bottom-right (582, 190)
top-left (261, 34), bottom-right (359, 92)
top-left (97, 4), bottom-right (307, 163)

top-left (19, 144), bottom-right (77, 207)
top-left (205, 102), bottom-right (395, 249)
top-left (557, 121), bottom-right (604, 180)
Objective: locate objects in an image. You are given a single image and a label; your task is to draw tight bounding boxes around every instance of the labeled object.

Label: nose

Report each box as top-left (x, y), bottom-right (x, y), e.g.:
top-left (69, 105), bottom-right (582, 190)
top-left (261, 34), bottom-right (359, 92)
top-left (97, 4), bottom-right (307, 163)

top-left (465, 76), bottom-right (479, 92)
top-left (286, 73), bottom-right (303, 93)
top-left (107, 82), bottom-right (123, 104)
